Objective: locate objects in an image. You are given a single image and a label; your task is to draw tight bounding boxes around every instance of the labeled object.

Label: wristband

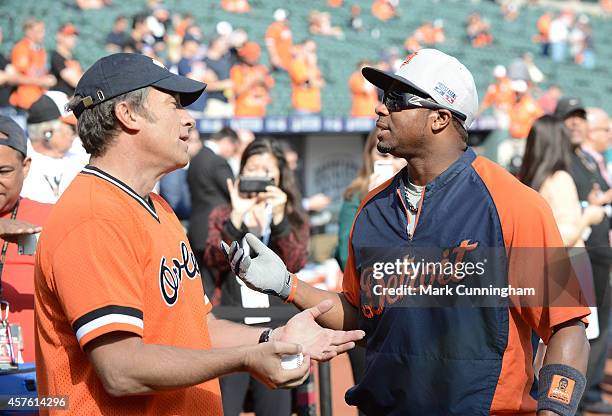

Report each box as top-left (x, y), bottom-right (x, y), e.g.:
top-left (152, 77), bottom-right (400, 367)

top-left (258, 328), bottom-right (272, 344)
top-left (537, 364), bottom-right (586, 416)
top-left (285, 273), bottom-right (298, 303)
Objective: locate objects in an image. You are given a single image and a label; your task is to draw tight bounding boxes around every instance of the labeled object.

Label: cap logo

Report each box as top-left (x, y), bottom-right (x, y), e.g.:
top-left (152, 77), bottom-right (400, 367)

top-left (96, 90), bottom-right (105, 101)
top-left (433, 82), bottom-right (457, 105)
top-left (400, 52), bottom-right (418, 68)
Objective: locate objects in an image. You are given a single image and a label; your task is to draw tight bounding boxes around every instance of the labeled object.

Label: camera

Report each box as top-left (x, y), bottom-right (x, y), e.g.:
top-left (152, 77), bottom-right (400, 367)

top-left (238, 176), bottom-right (274, 193)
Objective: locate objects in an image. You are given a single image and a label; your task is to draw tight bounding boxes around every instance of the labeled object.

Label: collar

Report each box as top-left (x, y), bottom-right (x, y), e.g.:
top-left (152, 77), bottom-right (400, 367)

top-left (81, 165), bottom-right (159, 222)
top-left (581, 145), bottom-right (603, 163)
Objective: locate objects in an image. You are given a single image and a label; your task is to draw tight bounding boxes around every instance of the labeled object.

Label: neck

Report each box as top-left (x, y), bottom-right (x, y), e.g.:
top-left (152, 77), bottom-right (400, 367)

top-left (26, 36), bottom-right (38, 46)
top-left (56, 44), bottom-right (71, 58)
top-left (581, 141), bottom-right (601, 155)
top-left (31, 140), bottom-right (64, 158)
top-left (404, 144), bottom-right (465, 186)
top-left (0, 200), bottom-right (18, 217)
top-left (89, 147), bottom-right (162, 199)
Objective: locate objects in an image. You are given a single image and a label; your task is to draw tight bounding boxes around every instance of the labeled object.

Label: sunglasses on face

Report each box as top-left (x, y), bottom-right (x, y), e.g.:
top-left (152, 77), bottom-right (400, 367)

top-left (382, 90), bottom-right (467, 123)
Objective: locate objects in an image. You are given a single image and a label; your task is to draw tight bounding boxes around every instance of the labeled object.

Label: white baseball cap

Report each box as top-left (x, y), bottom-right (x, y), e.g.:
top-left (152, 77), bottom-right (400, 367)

top-left (493, 65), bottom-right (507, 78)
top-left (362, 49), bottom-right (479, 129)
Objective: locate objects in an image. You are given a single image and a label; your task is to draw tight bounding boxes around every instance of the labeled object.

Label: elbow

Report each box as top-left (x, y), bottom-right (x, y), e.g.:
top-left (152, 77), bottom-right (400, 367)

top-left (99, 367), bottom-right (150, 397)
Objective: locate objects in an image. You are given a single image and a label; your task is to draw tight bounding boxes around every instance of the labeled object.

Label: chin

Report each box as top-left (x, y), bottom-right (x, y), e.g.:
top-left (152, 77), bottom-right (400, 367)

top-left (377, 141), bottom-right (394, 154)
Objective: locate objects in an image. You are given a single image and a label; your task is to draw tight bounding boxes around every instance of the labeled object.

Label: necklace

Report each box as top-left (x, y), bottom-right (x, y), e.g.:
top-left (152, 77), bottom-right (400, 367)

top-left (403, 187), bottom-right (420, 214)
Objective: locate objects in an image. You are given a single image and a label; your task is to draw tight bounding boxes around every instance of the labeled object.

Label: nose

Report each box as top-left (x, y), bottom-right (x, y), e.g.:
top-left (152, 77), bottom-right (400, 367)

top-left (375, 102), bottom-right (389, 117)
top-left (180, 108), bottom-right (195, 130)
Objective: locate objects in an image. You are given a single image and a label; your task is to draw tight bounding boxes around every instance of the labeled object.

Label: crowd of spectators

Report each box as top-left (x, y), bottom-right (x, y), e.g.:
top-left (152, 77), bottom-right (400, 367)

top-left (535, 9), bottom-right (596, 68)
top-left (0, 1), bottom-right (608, 121)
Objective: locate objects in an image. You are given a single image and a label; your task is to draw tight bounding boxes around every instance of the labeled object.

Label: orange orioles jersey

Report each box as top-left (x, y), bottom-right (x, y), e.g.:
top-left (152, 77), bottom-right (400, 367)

top-left (34, 165), bottom-right (222, 415)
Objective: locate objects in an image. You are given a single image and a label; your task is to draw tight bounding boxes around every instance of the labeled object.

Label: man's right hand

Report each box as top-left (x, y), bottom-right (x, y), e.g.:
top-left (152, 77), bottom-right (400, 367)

top-left (0, 219), bottom-right (42, 243)
top-left (245, 341), bottom-right (310, 389)
top-left (221, 233), bottom-right (294, 300)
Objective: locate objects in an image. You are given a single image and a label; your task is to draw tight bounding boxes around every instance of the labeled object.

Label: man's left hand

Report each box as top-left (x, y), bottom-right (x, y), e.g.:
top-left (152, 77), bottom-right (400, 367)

top-left (0, 219), bottom-right (42, 243)
top-left (272, 300), bottom-right (365, 361)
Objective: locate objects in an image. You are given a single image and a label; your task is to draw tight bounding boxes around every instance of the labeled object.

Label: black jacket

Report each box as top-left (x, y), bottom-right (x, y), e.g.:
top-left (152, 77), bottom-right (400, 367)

top-left (570, 149), bottom-right (612, 265)
top-left (187, 146), bottom-right (233, 252)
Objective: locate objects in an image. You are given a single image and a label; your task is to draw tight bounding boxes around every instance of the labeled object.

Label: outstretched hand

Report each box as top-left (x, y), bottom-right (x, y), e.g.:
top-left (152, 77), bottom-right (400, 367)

top-left (273, 300), bottom-right (365, 361)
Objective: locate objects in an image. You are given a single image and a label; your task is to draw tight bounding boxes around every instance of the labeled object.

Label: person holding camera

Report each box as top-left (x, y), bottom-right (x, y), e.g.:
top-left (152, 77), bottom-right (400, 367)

top-left (204, 138), bottom-right (309, 416)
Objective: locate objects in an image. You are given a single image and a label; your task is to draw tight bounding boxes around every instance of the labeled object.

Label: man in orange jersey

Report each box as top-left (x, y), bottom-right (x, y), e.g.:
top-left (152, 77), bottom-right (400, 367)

top-left (349, 61), bottom-right (379, 118)
top-left (9, 18), bottom-right (55, 110)
top-left (265, 8), bottom-right (293, 71)
top-left (225, 49), bottom-right (591, 416)
top-left (34, 53), bottom-right (364, 415)
top-left (288, 40), bottom-right (324, 114)
top-left (477, 65), bottom-right (515, 130)
top-left (230, 42), bottom-right (275, 117)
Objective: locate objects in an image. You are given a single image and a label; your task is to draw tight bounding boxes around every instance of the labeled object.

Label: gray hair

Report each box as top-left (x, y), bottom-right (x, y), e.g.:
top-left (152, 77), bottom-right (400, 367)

top-left (66, 87), bottom-right (153, 158)
top-left (28, 120), bottom-right (61, 142)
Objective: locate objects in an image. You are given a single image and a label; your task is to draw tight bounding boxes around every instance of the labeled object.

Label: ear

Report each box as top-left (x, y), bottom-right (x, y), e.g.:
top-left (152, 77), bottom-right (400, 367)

top-left (114, 101), bottom-right (142, 132)
top-left (22, 156), bottom-right (31, 178)
top-left (430, 109), bottom-right (452, 133)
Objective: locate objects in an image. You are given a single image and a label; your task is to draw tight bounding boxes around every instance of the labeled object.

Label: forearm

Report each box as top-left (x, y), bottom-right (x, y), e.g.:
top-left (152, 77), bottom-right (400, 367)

top-left (542, 320), bottom-right (589, 372)
top-left (208, 314), bottom-right (265, 348)
top-left (538, 320), bottom-right (589, 416)
top-left (88, 334), bottom-right (249, 396)
top-left (293, 279), bottom-right (359, 331)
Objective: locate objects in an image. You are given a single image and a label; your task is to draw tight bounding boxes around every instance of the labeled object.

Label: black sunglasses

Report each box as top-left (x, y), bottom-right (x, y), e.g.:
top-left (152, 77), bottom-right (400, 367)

top-left (382, 90), bottom-right (467, 123)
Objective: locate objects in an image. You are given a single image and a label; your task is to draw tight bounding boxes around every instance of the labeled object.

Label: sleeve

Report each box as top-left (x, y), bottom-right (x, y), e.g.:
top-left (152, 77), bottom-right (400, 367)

top-left (51, 220), bottom-right (145, 349)
top-left (348, 73), bottom-right (362, 94)
top-left (50, 52), bottom-right (66, 79)
top-left (472, 158), bottom-right (591, 344)
top-left (289, 61), bottom-right (309, 85)
top-left (10, 42), bottom-right (29, 73)
top-left (271, 217), bottom-right (309, 273)
top-left (203, 205), bottom-right (234, 273)
top-left (481, 85), bottom-right (495, 109)
top-left (508, 196), bottom-right (590, 344)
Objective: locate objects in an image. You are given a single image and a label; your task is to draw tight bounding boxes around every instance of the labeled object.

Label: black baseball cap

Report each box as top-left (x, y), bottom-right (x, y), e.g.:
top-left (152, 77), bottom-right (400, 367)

top-left (72, 53), bottom-right (207, 118)
top-left (554, 97), bottom-right (586, 120)
top-left (28, 95), bottom-right (62, 124)
top-left (0, 116), bottom-right (28, 157)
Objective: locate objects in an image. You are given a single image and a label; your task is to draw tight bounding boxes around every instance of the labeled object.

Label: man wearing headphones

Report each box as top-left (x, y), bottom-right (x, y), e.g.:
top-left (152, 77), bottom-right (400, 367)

top-left (21, 90), bottom-right (85, 203)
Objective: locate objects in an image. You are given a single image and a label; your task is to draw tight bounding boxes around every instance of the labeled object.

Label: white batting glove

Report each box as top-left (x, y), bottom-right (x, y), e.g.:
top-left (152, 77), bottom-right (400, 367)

top-left (221, 233), bottom-right (295, 301)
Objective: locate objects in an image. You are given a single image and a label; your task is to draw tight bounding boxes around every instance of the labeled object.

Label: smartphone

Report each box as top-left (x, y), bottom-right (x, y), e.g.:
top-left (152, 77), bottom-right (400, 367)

top-left (373, 160), bottom-right (395, 181)
top-left (17, 233), bottom-right (40, 256)
top-left (238, 176), bottom-right (274, 193)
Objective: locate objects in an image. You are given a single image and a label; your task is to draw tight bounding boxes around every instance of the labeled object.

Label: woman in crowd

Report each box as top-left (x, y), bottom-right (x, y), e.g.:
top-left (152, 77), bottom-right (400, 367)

top-left (204, 138), bottom-right (309, 416)
top-left (520, 115), bottom-right (604, 248)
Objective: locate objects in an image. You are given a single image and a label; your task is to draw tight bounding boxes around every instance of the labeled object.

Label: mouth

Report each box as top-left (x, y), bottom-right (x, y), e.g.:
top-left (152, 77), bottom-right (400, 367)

top-left (376, 121), bottom-right (388, 130)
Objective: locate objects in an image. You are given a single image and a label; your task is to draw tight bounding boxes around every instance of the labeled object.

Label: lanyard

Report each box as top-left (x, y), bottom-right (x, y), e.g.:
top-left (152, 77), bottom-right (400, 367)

top-left (0, 199), bottom-right (20, 300)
